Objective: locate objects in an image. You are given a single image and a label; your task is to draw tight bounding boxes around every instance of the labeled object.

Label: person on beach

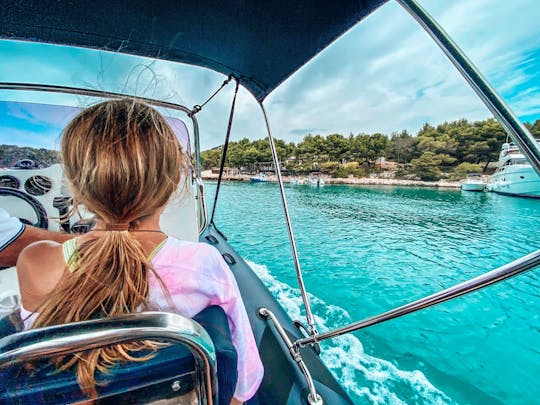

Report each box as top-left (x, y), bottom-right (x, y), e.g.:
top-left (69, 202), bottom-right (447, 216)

top-left (16, 99), bottom-right (263, 404)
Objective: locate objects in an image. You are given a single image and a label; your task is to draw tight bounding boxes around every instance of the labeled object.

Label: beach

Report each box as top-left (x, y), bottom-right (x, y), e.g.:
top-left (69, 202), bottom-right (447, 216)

top-left (201, 170), bottom-right (463, 189)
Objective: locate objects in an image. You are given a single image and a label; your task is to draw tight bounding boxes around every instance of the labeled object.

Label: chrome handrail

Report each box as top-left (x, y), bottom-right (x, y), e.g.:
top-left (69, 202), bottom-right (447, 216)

top-left (0, 311), bottom-right (217, 405)
top-left (259, 308), bottom-right (322, 405)
top-left (296, 249), bottom-right (540, 347)
top-left (395, 0), bottom-right (540, 175)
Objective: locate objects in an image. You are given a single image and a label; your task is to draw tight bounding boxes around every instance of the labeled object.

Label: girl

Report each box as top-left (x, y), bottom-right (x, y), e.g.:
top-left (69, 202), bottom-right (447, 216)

top-left (16, 99), bottom-right (263, 403)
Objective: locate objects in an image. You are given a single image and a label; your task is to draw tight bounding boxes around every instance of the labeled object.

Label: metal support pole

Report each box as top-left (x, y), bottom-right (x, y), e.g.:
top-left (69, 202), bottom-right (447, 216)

top-left (258, 101), bottom-right (318, 336)
top-left (394, 0), bottom-right (540, 175)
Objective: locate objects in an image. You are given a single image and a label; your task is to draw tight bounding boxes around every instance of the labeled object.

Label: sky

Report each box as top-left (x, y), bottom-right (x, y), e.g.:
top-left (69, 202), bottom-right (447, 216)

top-left (0, 0), bottom-right (539, 151)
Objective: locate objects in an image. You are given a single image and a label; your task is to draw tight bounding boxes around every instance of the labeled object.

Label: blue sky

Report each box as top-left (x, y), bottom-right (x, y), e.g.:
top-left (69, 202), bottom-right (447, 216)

top-left (0, 0), bottom-right (539, 150)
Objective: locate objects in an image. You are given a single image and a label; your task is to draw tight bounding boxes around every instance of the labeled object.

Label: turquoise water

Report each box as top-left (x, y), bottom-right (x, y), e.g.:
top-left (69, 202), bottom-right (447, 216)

top-left (206, 181), bottom-right (540, 405)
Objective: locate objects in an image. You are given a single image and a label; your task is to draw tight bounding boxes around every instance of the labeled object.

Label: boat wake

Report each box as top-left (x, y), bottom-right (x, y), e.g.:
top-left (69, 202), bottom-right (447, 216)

top-left (247, 260), bottom-right (454, 405)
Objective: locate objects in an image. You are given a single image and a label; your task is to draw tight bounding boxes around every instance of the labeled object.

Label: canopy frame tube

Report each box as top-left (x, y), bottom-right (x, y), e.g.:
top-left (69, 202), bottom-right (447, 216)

top-left (258, 101), bottom-right (318, 337)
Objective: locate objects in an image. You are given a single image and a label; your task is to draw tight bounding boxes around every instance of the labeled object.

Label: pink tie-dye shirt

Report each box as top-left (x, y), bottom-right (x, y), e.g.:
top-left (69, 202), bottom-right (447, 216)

top-left (21, 237), bottom-right (264, 401)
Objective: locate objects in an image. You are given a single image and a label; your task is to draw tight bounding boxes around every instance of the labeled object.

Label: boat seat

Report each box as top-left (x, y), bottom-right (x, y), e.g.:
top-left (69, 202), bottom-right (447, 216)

top-left (0, 306), bottom-right (237, 405)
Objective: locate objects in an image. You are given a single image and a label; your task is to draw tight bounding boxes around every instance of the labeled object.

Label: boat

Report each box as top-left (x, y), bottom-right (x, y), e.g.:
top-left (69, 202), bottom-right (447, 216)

top-left (250, 173), bottom-right (269, 183)
top-left (461, 173), bottom-right (486, 192)
top-left (1, 1), bottom-right (540, 404)
top-left (486, 141), bottom-right (540, 198)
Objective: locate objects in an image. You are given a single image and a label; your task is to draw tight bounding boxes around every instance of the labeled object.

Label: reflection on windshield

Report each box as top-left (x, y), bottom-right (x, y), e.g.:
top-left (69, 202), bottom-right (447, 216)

top-left (0, 100), bottom-right (190, 169)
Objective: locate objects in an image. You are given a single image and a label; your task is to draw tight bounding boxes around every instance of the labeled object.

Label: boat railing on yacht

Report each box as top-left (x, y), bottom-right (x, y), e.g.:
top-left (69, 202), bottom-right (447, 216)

top-left (501, 143), bottom-right (521, 156)
top-left (501, 139), bottom-right (540, 158)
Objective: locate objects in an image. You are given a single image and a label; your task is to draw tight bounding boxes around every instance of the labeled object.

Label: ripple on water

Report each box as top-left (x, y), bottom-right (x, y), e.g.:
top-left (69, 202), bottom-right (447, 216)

top-left (209, 182), bottom-right (540, 404)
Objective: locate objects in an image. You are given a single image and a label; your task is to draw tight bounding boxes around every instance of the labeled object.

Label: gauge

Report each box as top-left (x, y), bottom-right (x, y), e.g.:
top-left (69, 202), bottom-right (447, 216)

top-left (24, 175), bottom-right (53, 196)
top-left (15, 159), bottom-right (37, 169)
top-left (0, 175), bottom-right (20, 189)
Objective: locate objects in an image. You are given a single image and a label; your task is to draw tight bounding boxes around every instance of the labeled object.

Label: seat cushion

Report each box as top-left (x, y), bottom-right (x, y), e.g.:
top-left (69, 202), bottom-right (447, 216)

top-left (0, 306), bottom-right (238, 404)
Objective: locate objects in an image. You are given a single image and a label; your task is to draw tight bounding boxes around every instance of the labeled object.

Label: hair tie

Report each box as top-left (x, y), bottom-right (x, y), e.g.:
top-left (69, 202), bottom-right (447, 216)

top-left (104, 223), bottom-right (130, 231)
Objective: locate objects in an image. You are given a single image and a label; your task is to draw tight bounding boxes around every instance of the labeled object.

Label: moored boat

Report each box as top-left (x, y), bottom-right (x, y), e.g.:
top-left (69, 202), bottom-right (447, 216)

top-left (307, 175), bottom-right (325, 187)
top-left (250, 173), bottom-right (269, 183)
top-left (289, 177), bottom-right (306, 185)
top-left (461, 173), bottom-right (485, 192)
top-left (486, 141), bottom-right (540, 198)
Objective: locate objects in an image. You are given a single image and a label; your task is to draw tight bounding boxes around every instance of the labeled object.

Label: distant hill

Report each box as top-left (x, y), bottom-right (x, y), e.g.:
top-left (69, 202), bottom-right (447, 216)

top-left (0, 144), bottom-right (60, 168)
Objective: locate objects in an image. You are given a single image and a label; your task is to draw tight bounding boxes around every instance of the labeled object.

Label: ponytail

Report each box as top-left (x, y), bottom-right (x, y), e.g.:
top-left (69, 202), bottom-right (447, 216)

top-left (33, 230), bottom-right (163, 397)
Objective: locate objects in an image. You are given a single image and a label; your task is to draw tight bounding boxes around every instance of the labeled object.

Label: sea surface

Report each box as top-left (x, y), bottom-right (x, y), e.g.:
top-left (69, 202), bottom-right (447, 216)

top-left (205, 181), bottom-right (540, 405)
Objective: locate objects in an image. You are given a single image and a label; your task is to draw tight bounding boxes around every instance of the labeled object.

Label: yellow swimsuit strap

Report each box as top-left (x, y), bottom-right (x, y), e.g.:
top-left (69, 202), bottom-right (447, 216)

top-left (61, 237), bottom-right (168, 272)
top-left (62, 237), bottom-right (79, 272)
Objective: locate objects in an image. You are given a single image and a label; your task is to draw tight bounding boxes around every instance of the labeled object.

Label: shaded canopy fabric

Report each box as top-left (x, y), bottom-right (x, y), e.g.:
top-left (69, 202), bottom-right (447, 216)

top-left (1, 0), bottom-right (388, 100)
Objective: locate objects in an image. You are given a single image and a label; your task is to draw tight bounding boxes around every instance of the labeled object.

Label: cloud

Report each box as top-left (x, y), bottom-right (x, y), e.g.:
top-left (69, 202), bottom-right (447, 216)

top-left (0, 0), bottom-right (538, 150)
top-left (263, 0), bottom-right (540, 141)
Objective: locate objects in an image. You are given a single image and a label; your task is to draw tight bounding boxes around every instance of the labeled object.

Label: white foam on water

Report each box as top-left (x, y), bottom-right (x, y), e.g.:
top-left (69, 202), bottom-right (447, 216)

top-left (247, 260), bottom-right (454, 405)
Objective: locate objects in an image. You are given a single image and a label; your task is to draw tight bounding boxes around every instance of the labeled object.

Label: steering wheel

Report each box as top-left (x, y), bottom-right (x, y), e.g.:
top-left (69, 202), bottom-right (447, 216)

top-left (0, 187), bottom-right (49, 229)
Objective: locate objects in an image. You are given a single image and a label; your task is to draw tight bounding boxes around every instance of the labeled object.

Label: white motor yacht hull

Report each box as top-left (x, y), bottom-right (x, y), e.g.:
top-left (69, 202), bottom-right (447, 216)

top-left (486, 165), bottom-right (540, 198)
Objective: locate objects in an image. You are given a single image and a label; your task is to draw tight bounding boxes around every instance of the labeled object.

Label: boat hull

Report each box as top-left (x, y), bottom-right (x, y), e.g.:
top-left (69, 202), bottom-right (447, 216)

top-left (201, 225), bottom-right (354, 405)
top-left (461, 183), bottom-right (485, 192)
top-left (486, 165), bottom-right (540, 198)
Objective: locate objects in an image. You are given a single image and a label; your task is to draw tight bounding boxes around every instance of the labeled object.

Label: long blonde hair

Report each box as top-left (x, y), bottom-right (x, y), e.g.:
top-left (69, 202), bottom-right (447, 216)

top-left (33, 99), bottom-right (187, 397)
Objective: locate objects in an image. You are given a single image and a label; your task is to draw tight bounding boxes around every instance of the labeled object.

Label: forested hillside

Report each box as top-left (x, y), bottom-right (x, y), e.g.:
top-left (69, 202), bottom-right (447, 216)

top-left (201, 118), bottom-right (540, 181)
top-left (0, 145), bottom-right (60, 168)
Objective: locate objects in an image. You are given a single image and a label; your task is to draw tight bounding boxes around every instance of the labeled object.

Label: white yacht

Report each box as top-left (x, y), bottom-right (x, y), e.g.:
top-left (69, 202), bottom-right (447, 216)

top-left (461, 173), bottom-right (485, 192)
top-left (486, 142), bottom-right (540, 198)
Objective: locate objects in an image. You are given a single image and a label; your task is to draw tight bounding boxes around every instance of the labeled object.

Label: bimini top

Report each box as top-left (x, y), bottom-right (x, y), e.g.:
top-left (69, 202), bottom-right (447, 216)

top-left (1, 0), bottom-right (388, 101)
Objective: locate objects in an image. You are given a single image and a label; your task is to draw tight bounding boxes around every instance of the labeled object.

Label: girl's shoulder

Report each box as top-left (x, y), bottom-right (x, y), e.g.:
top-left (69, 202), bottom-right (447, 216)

top-left (17, 240), bottom-right (67, 311)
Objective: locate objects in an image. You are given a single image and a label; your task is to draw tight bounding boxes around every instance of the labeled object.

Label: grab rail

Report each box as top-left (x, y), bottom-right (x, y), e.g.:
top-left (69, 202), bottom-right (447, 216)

top-left (0, 311), bottom-right (217, 405)
top-left (296, 249), bottom-right (540, 347)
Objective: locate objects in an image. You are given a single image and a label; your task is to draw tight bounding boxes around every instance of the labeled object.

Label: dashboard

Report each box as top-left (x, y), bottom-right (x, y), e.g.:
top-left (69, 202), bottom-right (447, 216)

top-left (0, 160), bottom-right (199, 241)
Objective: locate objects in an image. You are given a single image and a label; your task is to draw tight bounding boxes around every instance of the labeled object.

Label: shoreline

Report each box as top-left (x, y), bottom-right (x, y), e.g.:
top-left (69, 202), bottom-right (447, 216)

top-left (201, 171), bottom-right (463, 189)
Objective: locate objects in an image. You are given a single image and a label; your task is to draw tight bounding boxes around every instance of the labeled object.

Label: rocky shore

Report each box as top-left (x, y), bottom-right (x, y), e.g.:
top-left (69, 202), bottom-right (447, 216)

top-left (201, 170), bottom-right (463, 189)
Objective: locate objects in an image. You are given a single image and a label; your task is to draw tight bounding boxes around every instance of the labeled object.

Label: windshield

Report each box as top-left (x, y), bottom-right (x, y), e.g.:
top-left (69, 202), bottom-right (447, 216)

top-left (0, 99), bottom-right (190, 169)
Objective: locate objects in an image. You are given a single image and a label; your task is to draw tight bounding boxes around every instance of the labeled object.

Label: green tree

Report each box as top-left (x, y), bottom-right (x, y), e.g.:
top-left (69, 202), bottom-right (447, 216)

top-left (325, 134), bottom-right (349, 161)
top-left (200, 147), bottom-right (222, 169)
top-left (349, 133), bottom-right (389, 166)
top-left (389, 130), bottom-right (415, 163)
top-left (410, 152), bottom-right (443, 181)
top-left (452, 162), bottom-right (483, 180)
